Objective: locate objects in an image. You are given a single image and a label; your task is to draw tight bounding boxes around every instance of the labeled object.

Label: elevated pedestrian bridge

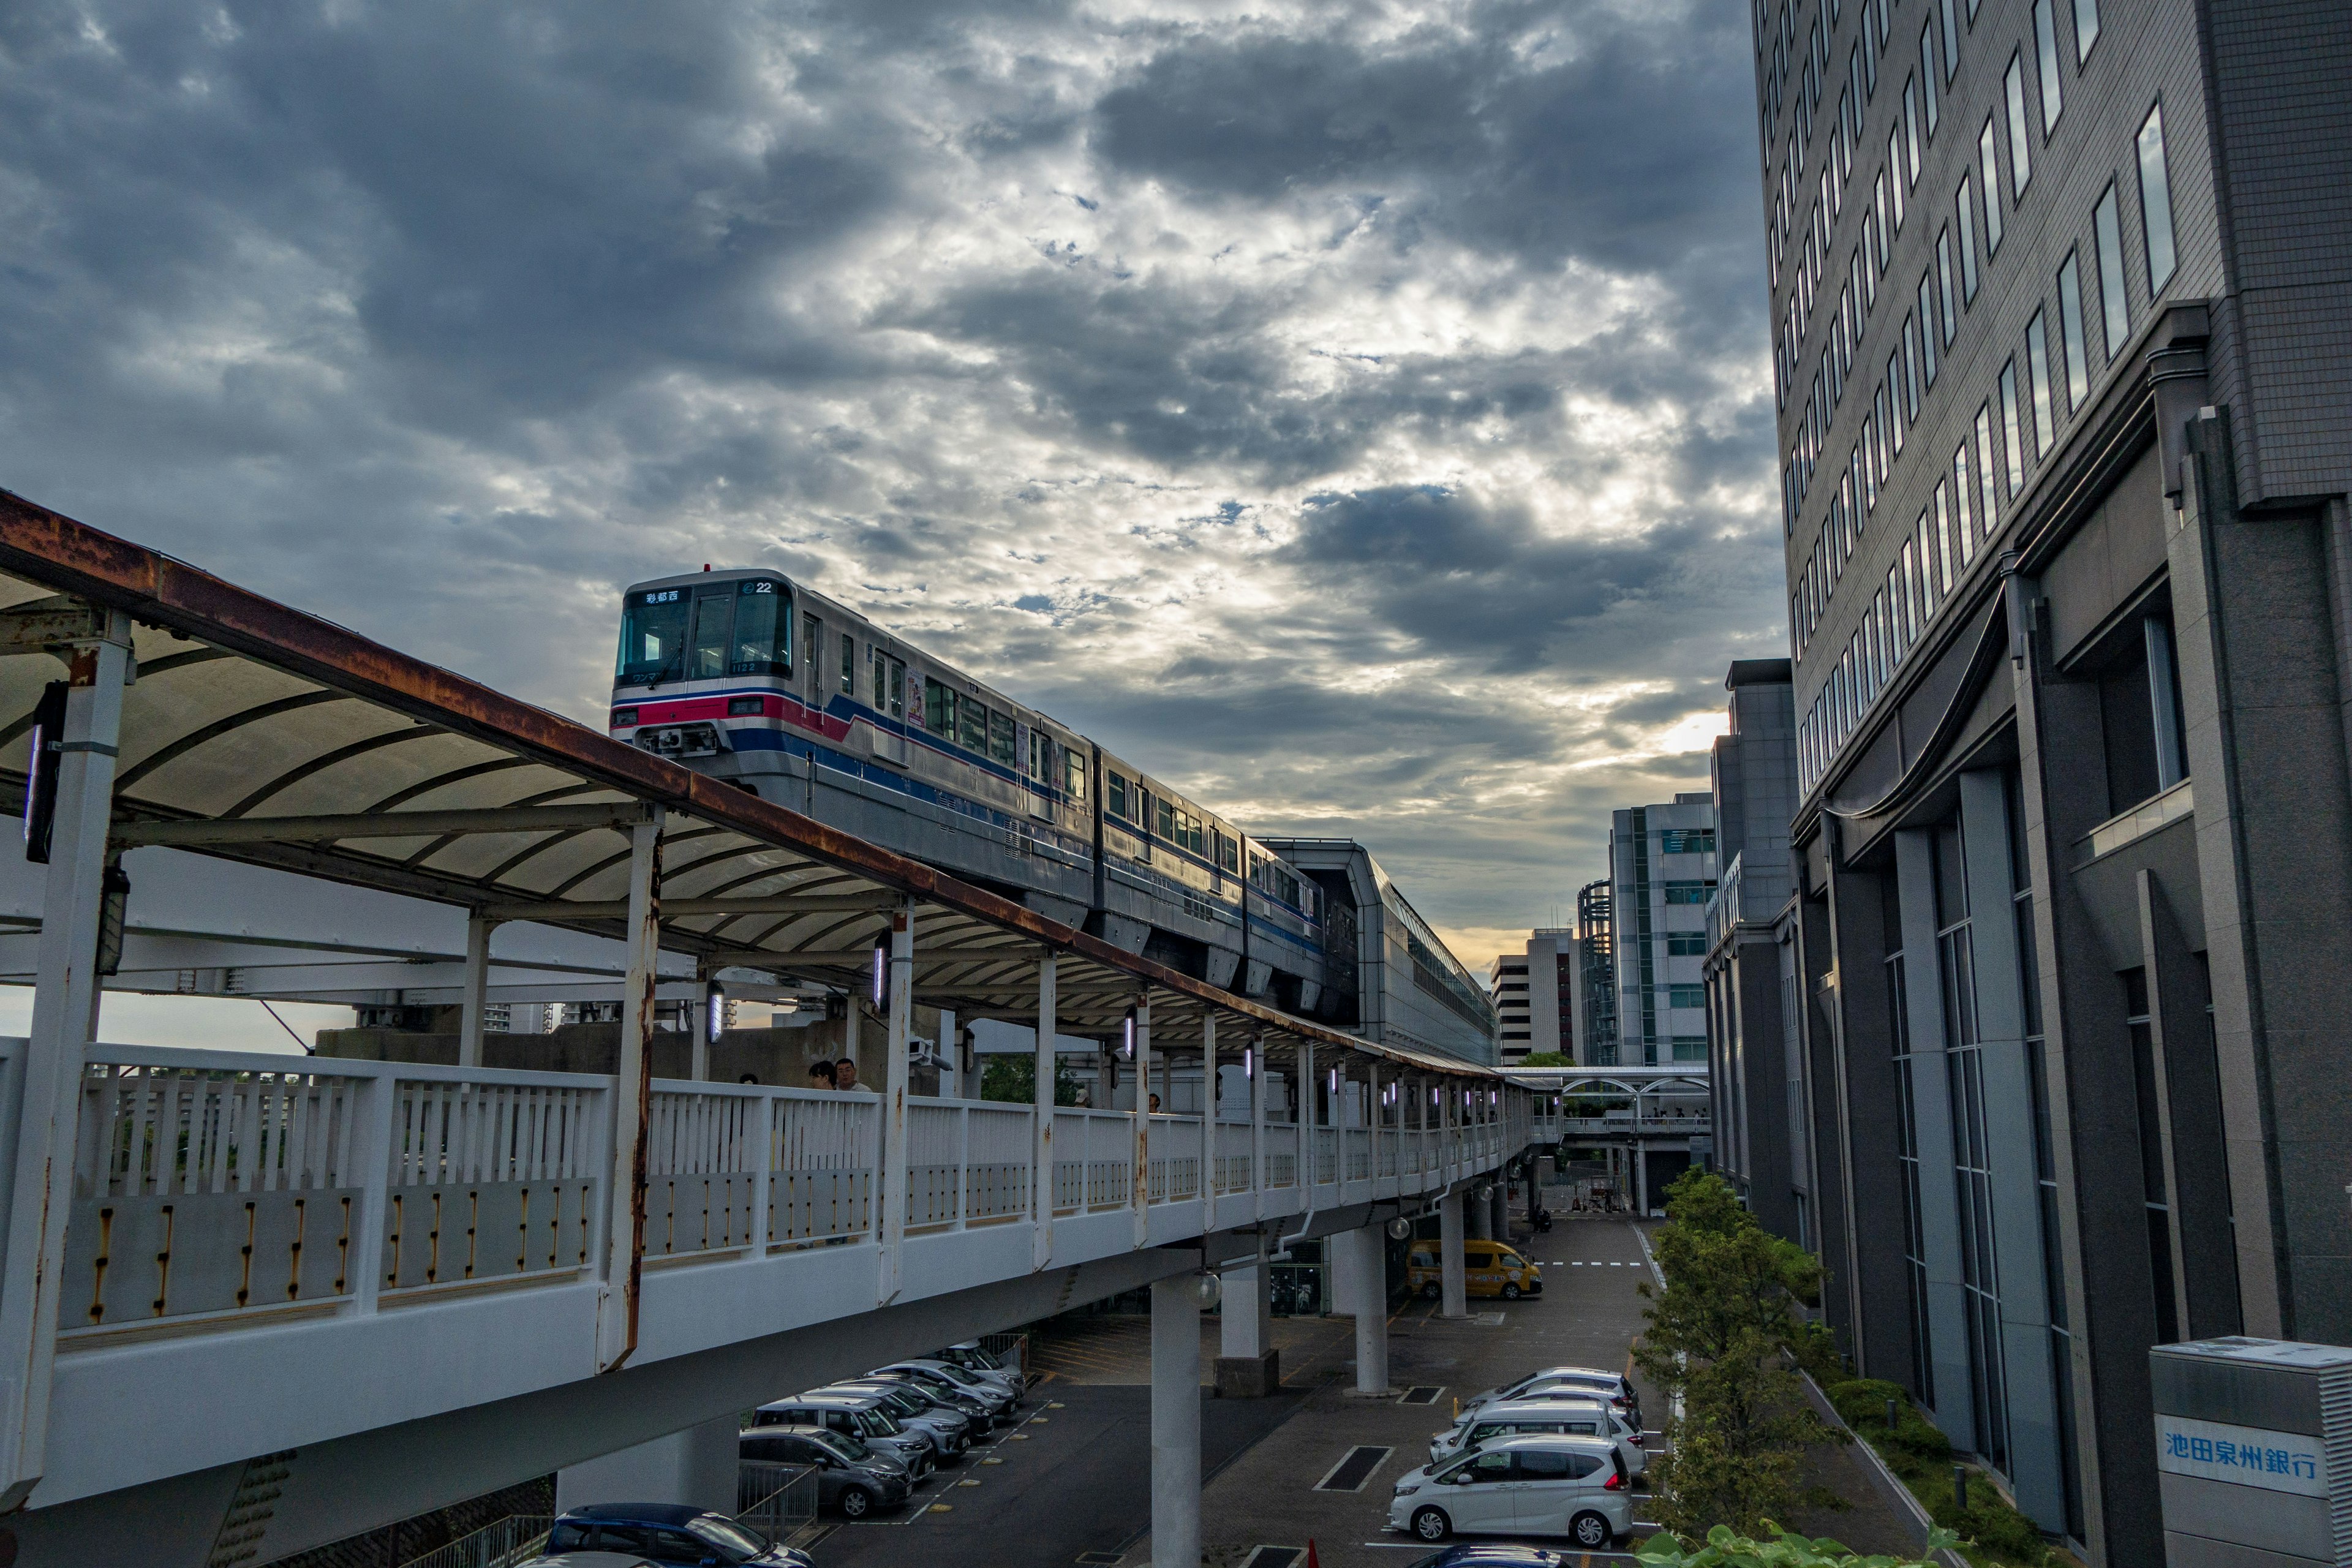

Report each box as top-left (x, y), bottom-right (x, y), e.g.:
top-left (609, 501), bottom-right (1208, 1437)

top-left (0, 492), bottom-right (1558, 1563)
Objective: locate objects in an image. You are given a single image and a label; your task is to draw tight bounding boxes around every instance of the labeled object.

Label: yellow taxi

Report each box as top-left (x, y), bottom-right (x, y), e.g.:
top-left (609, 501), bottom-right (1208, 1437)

top-left (1407, 1240), bottom-right (1544, 1300)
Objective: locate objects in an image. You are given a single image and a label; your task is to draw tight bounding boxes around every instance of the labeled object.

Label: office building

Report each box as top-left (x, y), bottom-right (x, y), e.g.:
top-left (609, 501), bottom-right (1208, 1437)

top-left (1699, 661), bottom-right (1807, 1246)
top-left (1753, 0), bottom-right (2352, 1562)
top-left (1607, 795), bottom-right (1717, 1065)
top-left (1490, 930), bottom-right (1574, 1065)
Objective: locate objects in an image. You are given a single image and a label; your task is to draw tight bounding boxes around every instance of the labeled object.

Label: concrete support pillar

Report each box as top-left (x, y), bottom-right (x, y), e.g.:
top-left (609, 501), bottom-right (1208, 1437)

top-left (1336, 1224), bottom-right (1392, 1394)
top-left (597, 812), bottom-right (663, 1373)
top-left (877, 898), bottom-right (914, 1303)
top-left (1133, 995), bottom-right (1152, 1246)
top-left (1200, 1013), bottom-right (1217, 1234)
top-left (1489, 1175), bottom-right (1509, 1242)
top-left (1150, 1274), bottom-right (1203, 1568)
top-left (937, 1006), bottom-right (959, 1099)
top-left (459, 914), bottom-right (496, 1069)
top-left (1033, 956), bottom-right (1056, 1272)
top-left (556, 1414), bottom-right (737, 1515)
top-left (0, 616), bottom-right (129, 1506)
top-left (1439, 1188), bottom-right (1468, 1318)
top-left (1634, 1145), bottom-right (1649, 1216)
top-left (1216, 1261), bottom-right (1279, 1395)
top-left (1468, 1183), bottom-right (1492, 1241)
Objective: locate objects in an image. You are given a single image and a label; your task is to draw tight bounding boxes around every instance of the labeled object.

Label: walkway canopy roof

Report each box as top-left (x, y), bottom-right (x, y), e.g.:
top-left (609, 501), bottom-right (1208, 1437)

top-left (0, 489), bottom-right (1502, 1082)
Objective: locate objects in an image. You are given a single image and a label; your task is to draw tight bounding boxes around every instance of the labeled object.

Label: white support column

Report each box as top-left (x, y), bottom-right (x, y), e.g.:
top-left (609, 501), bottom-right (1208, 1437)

top-left (459, 913), bottom-right (496, 1069)
top-left (0, 616), bottom-right (129, 1507)
top-left (597, 813), bottom-right (663, 1373)
top-left (1368, 1061), bottom-right (1382, 1187)
top-left (1132, 994), bottom-right (1153, 1246)
top-left (1150, 1273), bottom-right (1203, 1568)
top-left (878, 899), bottom-right (915, 1303)
top-left (1033, 955), bottom-right (1056, 1272)
top-left (1439, 1188), bottom-right (1468, 1318)
top-left (1337, 1224), bottom-right (1392, 1394)
top-left (1250, 1036), bottom-right (1266, 1220)
top-left (1200, 1012), bottom-right (1217, 1234)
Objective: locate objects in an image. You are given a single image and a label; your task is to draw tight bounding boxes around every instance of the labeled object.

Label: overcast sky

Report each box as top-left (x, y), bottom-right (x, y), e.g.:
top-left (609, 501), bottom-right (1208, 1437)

top-left (0, 0), bottom-right (1777, 978)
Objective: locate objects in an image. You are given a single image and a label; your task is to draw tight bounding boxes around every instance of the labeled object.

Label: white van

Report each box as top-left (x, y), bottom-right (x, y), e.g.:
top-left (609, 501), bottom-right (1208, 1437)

top-left (1387, 1433), bottom-right (1631, 1550)
top-left (1430, 1395), bottom-right (1647, 1476)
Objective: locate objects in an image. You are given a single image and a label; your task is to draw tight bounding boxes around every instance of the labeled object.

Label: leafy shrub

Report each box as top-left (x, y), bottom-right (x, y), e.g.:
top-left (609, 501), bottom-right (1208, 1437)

top-left (1824, 1381), bottom-right (2045, 1567)
top-left (1635, 1522), bottom-right (1959, 1567)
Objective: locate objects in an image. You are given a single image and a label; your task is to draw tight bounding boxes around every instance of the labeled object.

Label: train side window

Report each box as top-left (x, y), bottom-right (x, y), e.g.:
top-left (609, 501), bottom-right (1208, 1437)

top-left (924, 677), bottom-right (952, 733)
top-left (875, 652), bottom-right (905, 718)
top-left (1215, 831), bottom-right (1238, 873)
top-left (988, 709), bottom-right (1017, 766)
top-left (1066, 748), bottom-right (1088, 802)
top-left (805, 616), bottom-right (823, 689)
top-left (1028, 729), bottom-right (1050, 781)
top-left (840, 634), bottom-right (856, 695)
top-left (957, 696), bottom-right (988, 754)
top-left (1108, 771), bottom-right (1132, 820)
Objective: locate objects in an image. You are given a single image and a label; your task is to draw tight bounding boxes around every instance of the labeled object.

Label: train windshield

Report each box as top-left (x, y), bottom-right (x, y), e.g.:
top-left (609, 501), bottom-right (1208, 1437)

top-left (617, 579), bottom-right (789, 685)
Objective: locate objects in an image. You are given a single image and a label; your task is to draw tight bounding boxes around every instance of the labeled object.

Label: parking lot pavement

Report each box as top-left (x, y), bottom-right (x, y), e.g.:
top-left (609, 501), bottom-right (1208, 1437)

top-left (1137, 1216), bottom-right (1667, 1568)
top-left (810, 1385), bottom-right (1305, 1568)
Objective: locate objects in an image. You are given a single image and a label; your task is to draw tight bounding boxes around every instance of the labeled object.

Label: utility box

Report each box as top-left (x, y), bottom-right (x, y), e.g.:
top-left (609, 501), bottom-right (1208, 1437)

top-left (2152, 1336), bottom-right (2352, 1566)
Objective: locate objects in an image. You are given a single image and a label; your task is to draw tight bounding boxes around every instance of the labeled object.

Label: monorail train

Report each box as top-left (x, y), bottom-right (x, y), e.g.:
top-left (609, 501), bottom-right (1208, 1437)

top-left (608, 568), bottom-right (1336, 1016)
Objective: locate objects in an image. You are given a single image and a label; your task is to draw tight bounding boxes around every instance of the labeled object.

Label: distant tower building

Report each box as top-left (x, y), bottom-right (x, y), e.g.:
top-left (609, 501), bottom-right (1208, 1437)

top-left (1571, 880), bottom-right (1616, 1066)
top-left (1607, 794), bottom-right (1717, 1065)
top-left (1488, 930), bottom-right (1574, 1065)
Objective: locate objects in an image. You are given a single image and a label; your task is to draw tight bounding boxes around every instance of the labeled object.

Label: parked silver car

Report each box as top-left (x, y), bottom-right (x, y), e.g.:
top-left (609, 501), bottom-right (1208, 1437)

top-left (867, 1363), bottom-right (1011, 1428)
top-left (1389, 1434), bottom-right (1632, 1548)
top-left (823, 1381), bottom-right (973, 1458)
top-left (881, 1359), bottom-right (1021, 1417)
top-left (752, 1394), bottom-right (935, 1478)
top-left (938, 1341), bottom-right (1028, 1393)
top-left (1430, 1395), bottom-right (1646, 1476)
top-left (1462, 1366), bottom-right (1639, 1427)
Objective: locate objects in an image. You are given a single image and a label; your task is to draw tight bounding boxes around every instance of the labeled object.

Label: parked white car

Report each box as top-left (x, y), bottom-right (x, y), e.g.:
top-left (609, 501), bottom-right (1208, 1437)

top-left (1430, 1395), bottom-right (1646, 1476)
top-left (1389, 1434), bottom-right (1632, 1549)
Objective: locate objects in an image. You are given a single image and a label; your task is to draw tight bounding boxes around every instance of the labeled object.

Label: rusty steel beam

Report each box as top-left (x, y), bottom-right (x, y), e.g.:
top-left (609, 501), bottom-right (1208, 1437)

top-left (113, 803), bottom-right (657, 848)
top-left (484, 892), bottom-right (902, 922)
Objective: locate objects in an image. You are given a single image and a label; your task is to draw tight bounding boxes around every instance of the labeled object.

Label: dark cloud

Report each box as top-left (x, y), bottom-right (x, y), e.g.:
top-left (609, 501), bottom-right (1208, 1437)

top-left (0, 0), bottom-right (1781, 963)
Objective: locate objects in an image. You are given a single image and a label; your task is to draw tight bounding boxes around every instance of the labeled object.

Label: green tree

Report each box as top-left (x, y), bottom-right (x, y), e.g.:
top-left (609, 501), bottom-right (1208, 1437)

top-left (1637, 1522), bottom-right (1959, 1568)
top-left (1518, 1051), bottom-right (1573, 1066)
top-left (1637, 1169), bottom-right (1845, 1540)
top-left (979, 1053), bottom-right (1082, 1107)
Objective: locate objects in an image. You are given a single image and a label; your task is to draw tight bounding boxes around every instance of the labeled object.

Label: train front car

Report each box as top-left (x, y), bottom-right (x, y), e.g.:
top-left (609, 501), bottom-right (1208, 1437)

top-left (608, 569), bottom-right (1095, 922)
top-left (609, 568), bottom-right (1340, 1020)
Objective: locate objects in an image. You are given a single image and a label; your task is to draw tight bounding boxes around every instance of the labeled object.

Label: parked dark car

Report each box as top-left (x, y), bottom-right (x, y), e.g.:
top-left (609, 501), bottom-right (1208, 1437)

top-left (541, 1503), bottom-right (812, 1568)
top-left (741, 1423), bottom-right (913, 1518)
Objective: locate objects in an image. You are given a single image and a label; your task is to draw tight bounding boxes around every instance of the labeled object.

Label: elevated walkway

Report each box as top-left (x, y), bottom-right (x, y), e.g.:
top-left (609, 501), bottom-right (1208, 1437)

top-left (0, 491), bottom-right (1559, 1564)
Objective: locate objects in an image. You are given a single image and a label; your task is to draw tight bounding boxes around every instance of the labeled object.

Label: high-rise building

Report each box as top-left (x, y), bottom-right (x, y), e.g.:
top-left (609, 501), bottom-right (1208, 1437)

top-left (1489, 931), bottom-right (1574, 1064)
top-left (1753, 1), bottom-right (2352, 1562)
top-left (1698, 662), bottom-right (1806, 1244)
top-left (1607, 795), bottom-right (1717, 1065)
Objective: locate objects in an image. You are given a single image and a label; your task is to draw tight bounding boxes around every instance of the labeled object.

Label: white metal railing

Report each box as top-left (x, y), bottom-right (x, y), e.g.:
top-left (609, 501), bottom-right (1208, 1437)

top-left (57, 1042), bottom-right (1553, 1340)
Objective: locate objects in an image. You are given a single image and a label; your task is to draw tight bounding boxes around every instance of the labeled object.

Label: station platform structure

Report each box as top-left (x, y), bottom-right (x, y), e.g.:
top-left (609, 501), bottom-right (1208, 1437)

top-left (0, 491), bottom-right (1561, 1566)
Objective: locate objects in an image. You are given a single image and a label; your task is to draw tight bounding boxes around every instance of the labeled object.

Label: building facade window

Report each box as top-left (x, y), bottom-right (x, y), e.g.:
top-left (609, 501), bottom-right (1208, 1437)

top-left (2003, 56), bottom-right (2033, 198)
top-left (2026, 309), bottom-right (2056, 457)
top-left (2094, 184), bottom-right (2129, 360)
top-left (1978, 120), bottom-right (2005, 252)
top-left (2138, 102), bottom-right (2178, 290)
top-left (1936, 824), bottom-right (2011, 1477)
top-left (1999, 361), bottom-right (2026, 493)
top-left (2073, 0), bottom-right (2100, 59)
top-left (2033, 0), bottom-right (2064, 132)
top-left (1956, 176), bottom-right (1980, 299)
top-left (2057, 252), bottom-right (2090, 410)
